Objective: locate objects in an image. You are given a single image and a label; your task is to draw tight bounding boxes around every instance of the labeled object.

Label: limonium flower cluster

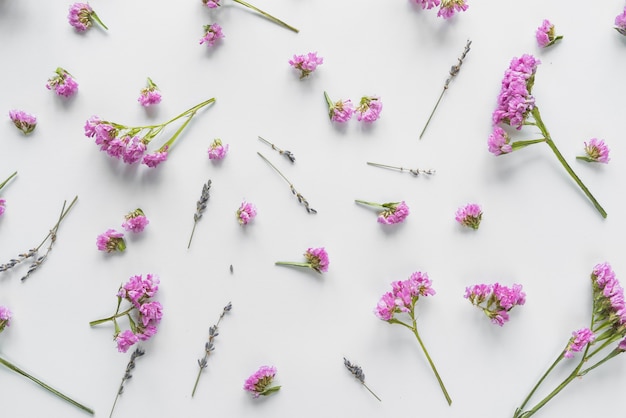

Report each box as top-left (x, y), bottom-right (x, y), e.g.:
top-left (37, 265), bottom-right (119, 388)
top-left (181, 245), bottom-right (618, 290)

top-left (464, 283), bottom-right (526, 326)
top-left (513, 262), bottom-right (626, 418)
top-left (199, 23), bottom-right (224, 47)
top-left (208, 138), bottom-right (229, 160)
top-left (488, 54), bottom-right (606, 218)
top-left (138, 78), bottom-right (161, 107)
top-left (289, 52), bottom-right (323, 79)
top-left (324, 92), bottom-right (382, 123)
top-left (615, 7), bottom-right (626, 36)
top-left (577, 138), bottom-right (610, 164)
top-left (355, 200), bottom-right (410, 224)
top-left (46, 67), bottom-right (79, 98)
top-left (455, 203), bottom-right (482, 229)
top-left (236, 201), bottom-right (257, 225)
top-left (243, 365), bottom-right (281, 398)
top-left (535, 19), bottom-right (563, 48)
top-left (275, 247), bottom-right (329, 274)
top-left (67, 2), bottom-right (108, 32)
top-left (413, 0), bottom-right (469, 19)
top-left (374, 271), bottom-right (452, 405)
top-left (84, 98), bottom-right (215, 168)
top-left (90, 274), bottom-right (163, 353)
top-left (9, 110), bottom-right (37, 135)
top-left (97, 209), bottom-right (149, 252)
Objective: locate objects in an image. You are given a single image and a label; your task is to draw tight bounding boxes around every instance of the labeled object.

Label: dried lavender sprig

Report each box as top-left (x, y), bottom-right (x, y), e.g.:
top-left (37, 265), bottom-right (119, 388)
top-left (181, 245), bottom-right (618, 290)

top-left (419, 39), bottom-right (472, 139)
top-left (257, 152), bottom-right (317, 214)
top-left (109, 347), bottom-right (145, 418)
top-left (187, 180), bottom-right (212, 249)
top-left (192, 302), bottom-right (232, 397)
top-left (343, 357), bottom-right (381, 402)
top-left (258, 136), bottom-right (296, 163)
top-left (367, 162), bottom-right (435, 177)
top-left (0, 171), bottom-right (17, 191)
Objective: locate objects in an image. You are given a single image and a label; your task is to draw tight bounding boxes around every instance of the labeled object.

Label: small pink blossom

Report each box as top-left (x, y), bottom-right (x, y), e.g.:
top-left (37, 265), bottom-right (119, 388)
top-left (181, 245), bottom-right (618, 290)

top-left (122, 208), bottom-right (149, 233)
top-left (0, 200), bottom-right (5, 217)
top-left (142, 147), bottom-right (169, 168)
top-left (0, 305), bottom-right (12, 332)
top-left (437, 0), bottom-right (468, 19)
top-left (138, 301), bottom-right (163, 327)
top-left (564, 328), bottom-right (595, 358)
top-left (96, 229), bottom-right (126, 253)
top-left (488, 126), bottom-right (512, 155)
top-left (324, 91), bottom-right (354, 123)
top-left (305, 247), bottom-right (329, 273)
top-left (580, 138), bottom-right (610, 163)
top-left (413, 0), bottom-right (440, 10)
top-left (46, 67), bottom-right (79, 98)
top-left (199, 23), bottom-right (224, 47)
top-left (121, 136), bottom-right (147, 164)
top-left (9, 110), bottom-right (37, 135)
top-left (615, 8), bottom-right (626, 36)
top-left (244, 366), bottom-right (280, 398)
top-left (375, 271), bottom-right (435, 321)
top-left (289, 52), bottom-right (324, 79)
top-left (619, 337), bottom-right (626, 352)
top-left (535, 19), bottom-right (562, 48)
top-left (203, 0), bottom-right (221, 8)
top-left (236, 201), bottom-right (257, 225)
top-left (138, 78), bottom-right (162, 107)
top-left (68, 2), bottom-right (107, 32)
top-left (208, 138), bottom-right (229, 160)
top-left (355, 96), bottom-right (383, 122)
top-left (465, 282), bottom-right (525, 326)
top-left (492, 54), bottom-right (540, 129)
top-left (116, 329), bottom-right (139, 353)
top-left (455, 203), bottom-right (482, 230)
top-left (378, 201), bottom-right (409, 224)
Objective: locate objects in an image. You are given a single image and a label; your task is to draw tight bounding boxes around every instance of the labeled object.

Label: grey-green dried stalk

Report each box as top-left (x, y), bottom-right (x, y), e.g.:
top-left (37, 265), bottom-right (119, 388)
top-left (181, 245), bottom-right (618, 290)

top-left (419, 39), bottom-right (472, 139)
top-left (0, 196), bottom-right (77, 279)
top-left (257, 152), bottom-right (317, 214)
top-left (109, 347), bottom-right (145, 418)
top-left (187, 180), bottom-right (212, 249)
top-left (367, 162), bottom-right (436, 177)
top-left (192, 302), bottom-right (232, 397)
top-left (343, 357), bottom-right (381, 402)
top-left (258, 136), bottom-right (296, 163)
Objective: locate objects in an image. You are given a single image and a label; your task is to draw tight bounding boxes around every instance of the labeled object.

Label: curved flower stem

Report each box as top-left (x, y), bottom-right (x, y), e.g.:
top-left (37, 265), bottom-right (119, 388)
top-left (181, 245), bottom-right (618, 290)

top-left (0, 354), bottom-right (94, 415)
top-left (91, 11), bottom-right (108, 30)
top-left (531, 107), bottom-right (607, 218)
top-left (419, 88), bottom-right (445, 139)
top-left (0, 171), bottom-right (17, 191)
top-left (575, 156), bottom-right (596, 163)
top-left (161, 110), bottom-right (196, 150)
top-left (516, 372), bottom-right (577, 418)
top-left (515, 351), bottom-right (564, 415)
top-left (233, 0), bottom-right (298, 33)
top-left (354, 200), bottom-right (385, 209)
top-left (89, 307), bottom-right (134, 327)
top-left (36, 196), bottom-right (78, 251)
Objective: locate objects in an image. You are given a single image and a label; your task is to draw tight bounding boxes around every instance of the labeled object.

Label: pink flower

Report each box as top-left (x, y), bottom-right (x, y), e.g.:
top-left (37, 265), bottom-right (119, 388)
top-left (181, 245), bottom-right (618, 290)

top-left (591, 262), bottom-right (626, 325)
top-left (437, 0), bottom-right (468, 19)
top-left (492, 54), bottom-right (540, 129)
top-left (46, 67), bottom-right (79, 98)
top-left (199, 23), bottom-right (224, 47)
top-left (9, 110), bottom-right (37, 135)
top-left (375, 271), bottom-right (435, 321)
top-left (305, 247), bottom-right (329, 273)
top-left (208, 138), bottom-right (229, 160)
top-left (137, 325), bottom-right (158, 341)
top-left (413, 0), bottom-right (440, 9)
top-left (244, 365), bottom-right (280, 398)
top-left (355, 96), bottom-right (383, 122)
top-left (455, 203), bottom-right (482, 229)
top-left (138, 78), bottom-right (162, 107)
top-left (119, 274), bottom-right (160, 307)
top-left (202, 0), bottom-right (221, 8)
top-left (121, 136), bottom-right (147, 164)
top-left (116, 330), bottom-right (139, 353)
top-left (0, 199), bottom-right (5, 216)
top-left (139, 301), bottom-right (163, 327)
top-left (619, 337), bottom-right (626, 352)
top-left (615, 8), bottom-right (626, 36)
top-left (379, 201), bottom-right (409, 224)
top-left (68, 2), bottom-right (107, 32)
top-left (488, 126), bottom-right (512, 155)
top-left (236, 201), bottom-right (257, 225)
top-left (564, 328), bottom-right (595, 358)
top-left (142, 146), bottom-right (169, 168)
top-left (0, 305), bottom-right (12, 332)
top-left (122, 208), bottom-right (149, 233)
top-left (535, 19), bottom-right (562, 48)
top-left (465, 283), bottom-right (525, 326)
top-left (580, 138), bottom-right (610, 163)
top-left (324, 91), bottom-right (354, 123)
top-left (289, 52), bottom-right (324, 79)
top-left (96, 229), bottom-right (126, 253)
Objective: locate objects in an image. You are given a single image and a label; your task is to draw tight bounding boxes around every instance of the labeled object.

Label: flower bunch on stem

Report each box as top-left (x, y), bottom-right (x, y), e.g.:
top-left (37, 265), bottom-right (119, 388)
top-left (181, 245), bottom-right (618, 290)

top-left (488, 54), bottom-right (606, 218)
top-left (68, 2), bottom-right (108, 32)
top-left (137, 78), bottom-right (161, 107)
top-left (374, 271), bottom-right (452, 405)
top-left (513, 262), bottom-right (626, 418)
top-left (89, 274), bottom-right (163, 353)
top-left (202, 0), bottom-right (298, 33)
top-left (536, 19), bottom-right (563, 48)
top-left (46, 67), bottom-right (79, 98)
top-left (576, 138), bottom-right (610, 164)
top-left (85, 98), bottom-right (215, 168)
top-left (0, 306), bottom-right (94, 415)
top-left (276, 247), bottom-right (329, 274)
top-left (355, 200), bottom-right (410, 224)
top-left (464, 283), bottom-right (525, 325)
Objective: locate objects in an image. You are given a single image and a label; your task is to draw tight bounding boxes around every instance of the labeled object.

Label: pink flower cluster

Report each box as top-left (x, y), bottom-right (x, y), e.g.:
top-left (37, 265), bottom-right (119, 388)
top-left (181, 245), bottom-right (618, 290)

top-left (236, 201), bottom-right (257, 225)
top-left (304, 247), bottom-right (329, 273)
top-left (464, 282), bottom-right (526, 326)
top-left (46, 68), bottom-right (79, 98)
top-left (9, 110), bottom-right (37, 135)
top-left (378, 201), bottom-right (410, 225)
top-left (96, 229), bottom-right (126, 253)
top-left (0, 305), bottom-right (11, 332)
top-left (455, 203), bottom-right (482, 230)
top-left (208, 138), bottom-right (229, 160)
top-left (203, 0), bottom-right (221, 8)
top-left (615, 8), bottom-right (626, 36)
top-left (324, 92), bottom-right (382, 123)
top-left (536, 19), bottom-right (562, 48)
top-left (243, 365), bottom-right (280, 398)
top-left (413, 0), bottom-right (468, 19)
top-left (487, 126), bottom-right (512, 155)
top-left (356, 96), bottom-right (383, 122)
top-left (138, 78), bottom-right (161, 107)
top-left (583, 138), bottom-right (610, 163)
top-left (199, 23), bottom-right (224, 47)
top-left (375, 271), bottom-right (435, 321)
top-left (67, 2), bottom-right (106, 32)
top-left (564, 328), bottom-right (595, 358)
top-left (122, 208), bottom-right (150, 233)
top-left (289, 52), bottom-right (324, 79)
top-left (591, 262), bottom-right (626, 326)
top-left (328, 97), bottom-right (354, 123)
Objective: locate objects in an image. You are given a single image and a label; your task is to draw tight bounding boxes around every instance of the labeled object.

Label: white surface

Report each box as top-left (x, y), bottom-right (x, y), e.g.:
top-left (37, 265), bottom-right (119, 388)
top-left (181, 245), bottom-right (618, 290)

top-left (1, 0), bottom-right (625, 417)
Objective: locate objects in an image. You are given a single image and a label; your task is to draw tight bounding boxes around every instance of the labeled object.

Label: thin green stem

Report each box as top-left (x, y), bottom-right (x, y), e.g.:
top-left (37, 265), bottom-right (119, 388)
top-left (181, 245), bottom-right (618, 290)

top-left (354, 200), bottom-right (385, 209)
top-left (0, 354), bottom-right (94, 415)
top-left (515, 351), bottom-right (564, 414)
top-left (36, 196), bottom-right (78, 251)
top-left (0, 171), bottom-right (17, 191)
top-left (91, 11), bottom-right (108, 30)
top-left (187, 222), bottom-right (198, 249)
top-left (362, 382), bottom-right (382, 402)
top-left (89, 307), bottom-right (134, 327)
top-left (275, 261), bottom-right (311, 269)
top-left (323, 91), bottom-right (334, 109)
top-left (419, 88), bottom-right (445, 139)
top-left (161, 110), bottom-right (196, 150)
top-left (511, 139), bottom-right (546, 150)
top-left (233, 0), bottom-right (298, 33)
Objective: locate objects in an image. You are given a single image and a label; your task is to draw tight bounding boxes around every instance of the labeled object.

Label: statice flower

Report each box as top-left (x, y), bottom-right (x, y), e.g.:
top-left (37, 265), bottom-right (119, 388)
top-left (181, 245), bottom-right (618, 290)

top-left (142, 146), bottom-right (169, 168)
top-left (96, 229), bottom-right (126, 253)
top-left (536, 19), bottom-right (563, 48)
top-left (68, 2), bottom-right (108, 32)
top-left (244, 366), bottom-right (281, 398)
top-left (0, 306), bottom-right (11, 332)
top-left (199, 23), bottom-right (224, 47)
top-left (90, 274), bottom-right (163, 353)
top-left (276, 247), bottom-right (329, 274)
top-left (375, 271), bottom-right (451, 405)
top-left (289, 52), bottom-right (323, 79)
top-left (0, 200), bottom-right (5, 217)
top-left (455, 203), bottom-right (482, 230)
top-left (437, 0), bottom-right (469, 19)
top-left (236, 201), bottom-right (257, 225)
top-left (355, 96), bottom-right (382, 122)
top-left (46, 67), bottom-right (78, 98)
top-left (355, 200), bottom-right (410, 224)
top-left (490, 54), bottom-right (606, 218)
top-left (513, 263), bottom-right (626, 418)
top-left (9, 110), bottom-right (37, 135)
top-left (122, 208), bottom-right (149, 233)
top-left (138, 77), bottom-right (161, 107)
top-left (464, 283), bottom-right (525, 326)
top-left (208, 138), bottom-right (229, 160)
top-left (413, 0), bottom-right (440, 10)
top-left (615, 8), bottom-right (626, 36)
top-left (577, 138), bottom-right (610, 164)
top-left (324, 91), bottom-right (354, 123)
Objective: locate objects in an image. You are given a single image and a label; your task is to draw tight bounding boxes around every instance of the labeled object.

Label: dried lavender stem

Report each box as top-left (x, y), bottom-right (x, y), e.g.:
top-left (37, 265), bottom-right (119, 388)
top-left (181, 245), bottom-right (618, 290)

top-left (258, 136), bottom-right (296, 163)
top-left (109, 347), bottom-right (145, 418)
top-left (188, 180), bottom-right (212, 249)
top-left (419, 39), bottom-right (472, 139)
top-left (343, 357), bottom-right (381, 401)
top-left (366, 162), bottom-right (435, 176)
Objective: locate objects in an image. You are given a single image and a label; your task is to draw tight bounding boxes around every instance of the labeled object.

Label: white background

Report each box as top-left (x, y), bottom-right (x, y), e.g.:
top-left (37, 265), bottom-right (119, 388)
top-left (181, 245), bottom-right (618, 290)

top-left (1, 0), bottom-right (625, 417)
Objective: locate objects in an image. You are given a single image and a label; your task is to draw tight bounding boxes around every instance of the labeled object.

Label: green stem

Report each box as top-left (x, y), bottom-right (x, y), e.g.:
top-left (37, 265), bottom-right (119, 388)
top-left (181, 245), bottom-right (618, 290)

top-left (354, 200), bottom-right (385, 209)
top-left (275, 261), bottom-right (311, 269)
top-left (258, 385), bottom-right (281, 396)
top-left (161, 110), bottom-right (196, 150)
top-left (579, 349), bottom-right (623, 376)
top-left (511, 139), bottom-right (546, 150)
top-left (515, 351), bottom-right (564, 414)
top-left (419, 87), bottom-right (446, 139)
top-left (323, 91), bottom-right (334, 109)
top-left (89, 307), bottom-right (134, 326)
top-left (91, 11), bottom-right (108, 30)
top-left (0, 354), bottom-right (94, 415)
top-left (191, 368), bottom-right (203, 397)
top-left (0, 171), bottom-right (17, 191)
top-left (36, 196), bottom-right (78, 251)
top-left (362, 382), bottom-right (382, 402)
top-left (106, 98), bottom-right (215, 131)
top-left (516, 372), bottom-right (577, 418)
top-left (233, 0), bottom-right (298, 33)
top-left (575, 156), bottom-right (597, 163)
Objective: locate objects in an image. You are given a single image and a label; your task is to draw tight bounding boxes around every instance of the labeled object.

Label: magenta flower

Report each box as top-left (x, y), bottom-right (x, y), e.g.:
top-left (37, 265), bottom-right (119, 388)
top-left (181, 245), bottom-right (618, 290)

top-left (9, 110), bottom-right (37, 135)
top-left (202, 0), bottom-right (220, 7)
top-left (244, 365), bottom-right (281, 398)
top-left (236, 201), bottom-right (257, 225)
top-left (615, 8), bottom-right (626, 36)
top-left (208, 138), bottom-right (229, 160)
top-left (142, 146), bottom-right (169, 168)
top-left (122, 208), bottom-right (150, 233)
top-left (199, 23), bottom-right (224, 47)
top-left (487, 126), bottom-right (512, 155)
top-left (0, 200), bottom-right (5, 217)
top-left (0, 305), bottom-right (11, 332)
top-left (577, 138), bottom-right (610, 164)
top-left (115, 330), bottom-right (139, 353)
top-left (536, 19), bottom-right (563, 48)
top-left (355, 199), bottom-right (410, 225)
top-left (46, 67), bottom-right (78, 98)
top-left (413, 0), bottom-right (440, 10)
top-left (591, 262), bottom-right (626, 325)
top-left (324, 91), bottom-right (354, 123)
top-left (437, 0), bottom-right (468, 19)
top-left (465, 283), bottom-right (525, 326)
top-left (276, 247), bottom-right (329, 274)
top-left (138, 77), bottom-right (162, 107)
top-left (289, 52), bottom-right (323, 79)
top-left (68, 2), bottom-right (108, 32)
top-left (355, 96), bottom-right (383, 122)
top-left (96, 229), bottom-right (126, 253)
top-left (455, 203), bottom-right (482, 230)
top-left (563, 328), bottom-right (595, 359)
